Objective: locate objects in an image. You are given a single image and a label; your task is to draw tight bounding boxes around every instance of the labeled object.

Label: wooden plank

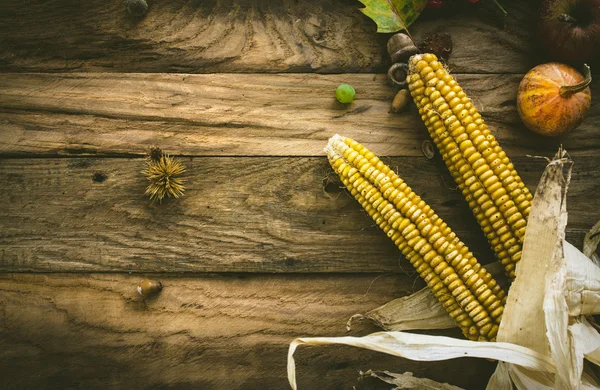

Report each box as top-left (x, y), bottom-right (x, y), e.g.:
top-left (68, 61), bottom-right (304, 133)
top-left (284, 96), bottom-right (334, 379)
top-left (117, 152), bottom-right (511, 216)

top-left (0, 273), bottom-right (495, 389)
top-left (1, 73), bottom-right (598, 157)
top-left (0, 0), bottom-right (538, 74)
top-left (0, 156), bottom-right (594, 273)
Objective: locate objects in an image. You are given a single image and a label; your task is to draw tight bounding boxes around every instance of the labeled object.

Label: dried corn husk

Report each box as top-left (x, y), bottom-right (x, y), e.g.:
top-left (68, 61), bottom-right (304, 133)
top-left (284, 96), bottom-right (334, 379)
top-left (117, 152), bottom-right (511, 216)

top-left (361, 370), bottom-right (464, 390)
top-left (567, 239), bottom-right (600, 316)
top-left (288, 149), bottom-right (600, 389)
top-left (287, 332), bottom-right (555, 390)
top-left (348, 240), bottom-right (600, 334)
top-left (346, 286), bottom-right (457, 332)
top-left (584, 220), bottom-right (600, 261)
top-left (346, 262), bottom-right (507, 332)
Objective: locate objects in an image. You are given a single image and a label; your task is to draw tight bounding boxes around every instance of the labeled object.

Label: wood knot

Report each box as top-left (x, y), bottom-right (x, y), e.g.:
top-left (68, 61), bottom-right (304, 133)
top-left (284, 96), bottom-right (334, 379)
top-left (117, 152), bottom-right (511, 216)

top-left (92, 172), bottom-right (107, 183)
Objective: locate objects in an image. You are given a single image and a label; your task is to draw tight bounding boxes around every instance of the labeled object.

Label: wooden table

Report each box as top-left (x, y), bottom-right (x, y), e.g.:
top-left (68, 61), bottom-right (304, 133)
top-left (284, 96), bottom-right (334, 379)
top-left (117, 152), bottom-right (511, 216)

top-left (0, 1), bottom-right (598, 388)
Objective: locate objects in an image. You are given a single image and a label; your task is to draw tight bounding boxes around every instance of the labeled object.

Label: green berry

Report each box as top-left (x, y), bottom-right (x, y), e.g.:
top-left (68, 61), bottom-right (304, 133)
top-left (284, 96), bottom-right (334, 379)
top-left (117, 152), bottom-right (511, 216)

top-left (335, 84), bottom-right (355, 104)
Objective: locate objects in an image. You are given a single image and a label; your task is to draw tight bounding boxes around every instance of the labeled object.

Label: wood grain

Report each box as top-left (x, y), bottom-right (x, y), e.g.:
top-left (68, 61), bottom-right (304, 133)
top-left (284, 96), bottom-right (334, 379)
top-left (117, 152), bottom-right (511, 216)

top-left (1, 73), bottom-right (598, 158)
top-left (0, 273), bottom-right (495, 389)
top-left (0, 156), bottom-right (594, 273)
top-left (1, 1), bottom-right (597, 388)
top-left (0, 0), bottom-right (540, 74)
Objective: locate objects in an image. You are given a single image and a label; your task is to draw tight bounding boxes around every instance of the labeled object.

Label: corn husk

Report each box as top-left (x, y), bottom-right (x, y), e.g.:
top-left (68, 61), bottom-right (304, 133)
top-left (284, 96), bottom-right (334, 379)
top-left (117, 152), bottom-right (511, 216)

top-left (288, 332), bottom-right (555, 390)
top-left (346, 285), bottom-right (457, 332)
top-left (566, 240), bottom-right (600, 316)
top-left (346, 262), bottom-right (507, 332)
top-left (584, 220), bottom-right (600, 263)
top-left (347, 241), bottom-right (600, 334)
top-left (288, 149), bottom-right (600, 389)
top-left (360, 370), bottom-right (464, 390)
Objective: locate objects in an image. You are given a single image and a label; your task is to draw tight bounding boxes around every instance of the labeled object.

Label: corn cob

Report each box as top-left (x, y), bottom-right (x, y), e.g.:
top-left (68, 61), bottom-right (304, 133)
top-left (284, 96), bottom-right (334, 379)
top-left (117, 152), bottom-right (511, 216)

top-left (407, 53), bottom-right (533, 280)
top-left (325, 135), bottom-right (506, 341)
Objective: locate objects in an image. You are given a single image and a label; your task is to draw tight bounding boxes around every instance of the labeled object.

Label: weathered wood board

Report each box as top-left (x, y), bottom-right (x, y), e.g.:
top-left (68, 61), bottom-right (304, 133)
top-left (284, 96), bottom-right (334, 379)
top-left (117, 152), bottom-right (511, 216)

top-left (0, 156), bottom-right (595, 273)
top-left (0, 273), bottom-right (495, 389)
top-left (1, 0), bottom-right (599, 388)
top-left (1, 73), bottom-right (598, 157)
top-left (0, 0), bottom-right (537, 74)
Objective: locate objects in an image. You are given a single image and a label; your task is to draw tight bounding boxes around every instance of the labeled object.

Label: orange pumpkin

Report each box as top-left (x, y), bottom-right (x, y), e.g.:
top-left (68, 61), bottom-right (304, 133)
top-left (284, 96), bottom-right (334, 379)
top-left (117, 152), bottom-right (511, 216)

top-left (517, 63), bottom-right (592, 137)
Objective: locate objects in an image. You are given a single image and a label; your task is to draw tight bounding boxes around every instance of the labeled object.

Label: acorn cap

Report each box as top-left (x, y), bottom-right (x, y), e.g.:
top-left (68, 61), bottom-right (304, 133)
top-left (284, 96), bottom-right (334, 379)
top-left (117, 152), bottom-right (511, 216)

top-left (126, 0), bottom-right (148, 17)
top-left (387, 33), bottom-right (419, 63)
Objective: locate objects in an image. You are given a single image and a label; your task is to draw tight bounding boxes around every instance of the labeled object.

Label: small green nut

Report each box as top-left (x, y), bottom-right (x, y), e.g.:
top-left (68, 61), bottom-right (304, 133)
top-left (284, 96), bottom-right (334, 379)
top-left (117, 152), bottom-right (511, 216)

top-left (335, 84), bottom-right (356, 104)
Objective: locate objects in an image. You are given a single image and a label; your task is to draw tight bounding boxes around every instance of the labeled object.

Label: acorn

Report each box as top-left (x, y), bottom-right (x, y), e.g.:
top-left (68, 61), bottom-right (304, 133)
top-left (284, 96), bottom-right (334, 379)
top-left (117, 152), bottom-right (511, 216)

top-left (391, 89), bottom-right (411, 113)
top-left (386, 33), bottom-right (418, 89)
top-left (387, 63), bottom-right (409, 89)
top-left (387, 33), bottom-right (419, 63)
top-left (137, 279), bottom-right (163, 297)
top-left (421, 140), bottom-right (435, 160)
top-left (125, 0), bottom-right (148, 17)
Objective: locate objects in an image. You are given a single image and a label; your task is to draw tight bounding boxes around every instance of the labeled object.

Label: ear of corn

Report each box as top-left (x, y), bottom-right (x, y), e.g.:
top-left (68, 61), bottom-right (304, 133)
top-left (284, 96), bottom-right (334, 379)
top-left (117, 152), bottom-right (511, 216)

top-left (407, 53), bottom-right (533, 280)
top-left (325, 135), bottom-right (506, 341)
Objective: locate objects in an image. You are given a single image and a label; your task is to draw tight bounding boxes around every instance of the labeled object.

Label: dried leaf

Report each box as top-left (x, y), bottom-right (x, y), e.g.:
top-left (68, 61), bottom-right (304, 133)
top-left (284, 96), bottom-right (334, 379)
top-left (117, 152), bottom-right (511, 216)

top-left (347, 287), bottom-right (456, 332)
top-left (570, 318), bottom-right (600, 374)
top-left (287, 332), bottom-right (555, 390)
top-left (363, 370), bottom-right (463, 390)
top-left (358, 0), bottom-right (427, 34)
top-left (584, 219), bottom-right (600, 262)
top-left (486, 361), bottom-right (512, 390)
top-left (585, 342), bottom-right (600, 366)
top-left (565, 241), bottom-right (600, 315)
top-left (507, 365), bottom-right (554, 390)
top-left (496, 152), bottom-right (571, 357)
top-left (541, 154), bottom-right (573, 389)
top-left (492, 150), bottom-right (600, 389)
top-left (492, 150), bottom-right (573, 387)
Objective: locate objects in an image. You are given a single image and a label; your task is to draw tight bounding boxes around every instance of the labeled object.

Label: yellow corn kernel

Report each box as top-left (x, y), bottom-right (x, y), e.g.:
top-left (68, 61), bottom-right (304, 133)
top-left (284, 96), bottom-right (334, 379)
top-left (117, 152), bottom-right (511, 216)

top-left (325, 135), bottom-right (505, 341)
top-left (343, 137), bottom-right (506, 301)
top-left (407, 57), bottom-right (530, 280)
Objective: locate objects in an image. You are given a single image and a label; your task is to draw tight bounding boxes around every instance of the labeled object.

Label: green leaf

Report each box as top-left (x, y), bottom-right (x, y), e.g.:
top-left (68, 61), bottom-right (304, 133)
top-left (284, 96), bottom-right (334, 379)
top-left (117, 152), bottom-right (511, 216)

top-left (358, 0), bottom-right (427, 34)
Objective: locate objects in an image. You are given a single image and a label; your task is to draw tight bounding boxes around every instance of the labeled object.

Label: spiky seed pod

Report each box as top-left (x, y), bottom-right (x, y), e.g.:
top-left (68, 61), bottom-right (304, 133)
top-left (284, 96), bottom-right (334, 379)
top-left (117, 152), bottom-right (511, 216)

top-left (142, 148), bottom-right (186, 202)
top-left (325, 135), bottom-right (506, 341)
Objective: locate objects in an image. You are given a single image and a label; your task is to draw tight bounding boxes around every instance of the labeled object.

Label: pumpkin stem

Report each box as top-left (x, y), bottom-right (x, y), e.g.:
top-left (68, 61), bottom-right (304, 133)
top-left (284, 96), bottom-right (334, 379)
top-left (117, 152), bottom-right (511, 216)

top-left (560, 64), bottom-right (592, 98)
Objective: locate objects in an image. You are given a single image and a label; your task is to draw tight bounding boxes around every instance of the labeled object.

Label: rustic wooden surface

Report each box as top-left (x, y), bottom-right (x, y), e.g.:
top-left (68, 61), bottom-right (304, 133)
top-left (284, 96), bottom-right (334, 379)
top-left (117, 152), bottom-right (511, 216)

top-left (0, 273), bottom-right (496, 389)
top-left (0, 156), bottom-right (595, 273)
top-left (0, 0), bottom-right (537, 74)
top-left (1, 73), bottom-right (598, 157)
top-left (0, 0), bottom-right (598, 389)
